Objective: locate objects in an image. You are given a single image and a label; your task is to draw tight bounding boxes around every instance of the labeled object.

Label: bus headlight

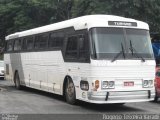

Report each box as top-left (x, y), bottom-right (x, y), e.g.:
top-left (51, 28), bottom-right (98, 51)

top-left (109, 81), bottom-right (115, 88)
top-left (148, 80), bottom-right (153, 87)
top-left (143, 80), bottom-right (153, 88)
top-left (102, 81), bottom-right (108, 89)
top-left (102, 81), bottom-right (115, 89)
top-left (143, 80), bottom-right (148, 87)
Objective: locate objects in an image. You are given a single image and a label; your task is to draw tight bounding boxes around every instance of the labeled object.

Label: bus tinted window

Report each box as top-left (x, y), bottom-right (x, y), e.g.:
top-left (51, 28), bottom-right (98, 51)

top-left (6, 40), bottom-right (13, 52)
top-left (79, 35), bottom-right (88, 60)
top-left (22, 38), bottom-right (27, 50)
top-left (27, 37), bottom-right (34, 50)
top-left (35, 34), bottom-right (48, 49)
top-left (49, 32), bottom-right (64, 48)
top-left (14, 39), bottom-right (22, 51)
top-left (65, 36), bottom-right (78, 59)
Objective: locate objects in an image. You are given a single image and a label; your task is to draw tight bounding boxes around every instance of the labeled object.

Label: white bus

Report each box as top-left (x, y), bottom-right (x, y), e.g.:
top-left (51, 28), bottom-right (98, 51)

top-left (4, 15), bottom-right (155, 104)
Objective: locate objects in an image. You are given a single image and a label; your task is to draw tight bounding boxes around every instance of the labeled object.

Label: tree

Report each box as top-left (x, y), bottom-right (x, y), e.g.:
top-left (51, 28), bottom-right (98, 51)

top-left (1, 0), bottom-right (160, 47)
top-left (72, 0), bottom-right (160, 32)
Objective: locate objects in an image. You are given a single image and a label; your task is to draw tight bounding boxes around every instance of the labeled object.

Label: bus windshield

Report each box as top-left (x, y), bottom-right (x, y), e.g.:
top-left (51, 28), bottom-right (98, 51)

top-left (91, 28), bottom-right (154, 60)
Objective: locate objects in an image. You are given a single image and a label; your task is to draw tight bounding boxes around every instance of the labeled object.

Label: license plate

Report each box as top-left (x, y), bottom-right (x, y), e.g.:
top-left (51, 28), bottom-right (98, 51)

top-left (124, 82), bottom-right (134, 86)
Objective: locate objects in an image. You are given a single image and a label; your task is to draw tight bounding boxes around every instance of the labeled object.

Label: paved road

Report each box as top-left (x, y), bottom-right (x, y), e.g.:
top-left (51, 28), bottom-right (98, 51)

top-left (0, 80), bottom-right (160, 120)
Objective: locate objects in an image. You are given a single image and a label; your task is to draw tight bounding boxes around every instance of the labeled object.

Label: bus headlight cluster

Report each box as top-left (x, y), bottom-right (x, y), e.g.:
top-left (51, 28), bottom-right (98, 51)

top-left (143, 80), bottom-right (153, 88)
top-left (102, 81), bottom-right (115, 89)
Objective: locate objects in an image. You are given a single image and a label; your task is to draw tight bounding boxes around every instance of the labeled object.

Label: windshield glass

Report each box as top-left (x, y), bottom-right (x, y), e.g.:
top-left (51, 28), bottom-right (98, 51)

top-left (91, 28), bottom-right (154, 60)
top-left (91, 28), bottom-right (125, 58)
top-left (126, 29), bottom-right (153, 58)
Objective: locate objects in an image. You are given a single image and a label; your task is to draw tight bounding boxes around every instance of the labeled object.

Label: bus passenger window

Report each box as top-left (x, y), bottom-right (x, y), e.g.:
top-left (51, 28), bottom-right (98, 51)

top-left (65, 36), bottom-right (78, 59)
top-left (27, 37), bottom-right (34, 50)
top-left (35, 34), bottom-right (48, 49)
top-left (6, 41), bottom-right (13, 52)
top-left (79, 35), bottom-right (88, 60)
top-left (14, 39), bottom-right (22, 51)
top-left (49, 32), bottom-right (64, 48)
top-left (22, 38), bottom-right (27, 50)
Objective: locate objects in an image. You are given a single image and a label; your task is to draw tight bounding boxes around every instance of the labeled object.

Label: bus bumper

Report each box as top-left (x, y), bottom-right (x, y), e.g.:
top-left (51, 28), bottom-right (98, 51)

top-left (79, 90), bottom-right (155, 104)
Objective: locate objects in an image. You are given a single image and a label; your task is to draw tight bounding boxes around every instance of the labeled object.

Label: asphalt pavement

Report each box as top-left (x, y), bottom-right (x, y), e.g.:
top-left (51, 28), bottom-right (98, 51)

top-left (0, 80), bottom-right (160, 120)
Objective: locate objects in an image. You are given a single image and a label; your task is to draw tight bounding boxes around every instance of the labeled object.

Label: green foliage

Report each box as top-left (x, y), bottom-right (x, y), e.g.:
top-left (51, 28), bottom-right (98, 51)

top-left (0, 0), bottom-right (160, 47)
top-left (0, 54), bottom-right (3, 60)
top-left (72, 0), bottom-right (160, 33)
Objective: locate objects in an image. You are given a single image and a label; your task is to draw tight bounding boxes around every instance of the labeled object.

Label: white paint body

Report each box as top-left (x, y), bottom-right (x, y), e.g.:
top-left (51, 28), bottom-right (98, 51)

top-left (4, 15), bottom-right (155, 104)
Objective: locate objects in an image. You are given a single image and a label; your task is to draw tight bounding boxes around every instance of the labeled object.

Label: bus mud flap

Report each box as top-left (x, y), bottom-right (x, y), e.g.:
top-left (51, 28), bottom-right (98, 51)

top-left (148, 90), bottom-right (151, 99)
top-left (105, 92), bottom-right (109, 101)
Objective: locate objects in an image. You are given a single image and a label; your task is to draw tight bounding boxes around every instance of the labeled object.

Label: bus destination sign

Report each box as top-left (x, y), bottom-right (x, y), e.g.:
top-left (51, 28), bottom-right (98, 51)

top-left (108, 21), bottom-right (137, 27)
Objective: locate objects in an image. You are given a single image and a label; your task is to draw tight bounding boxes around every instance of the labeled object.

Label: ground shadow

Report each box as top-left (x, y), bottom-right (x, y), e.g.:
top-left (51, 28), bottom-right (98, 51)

top-left (20, 86), bottom-right (65, 102)
top-left (76, 101), bottom-right (146, 113)
top-left (2, 84), bottom-right (159, 113)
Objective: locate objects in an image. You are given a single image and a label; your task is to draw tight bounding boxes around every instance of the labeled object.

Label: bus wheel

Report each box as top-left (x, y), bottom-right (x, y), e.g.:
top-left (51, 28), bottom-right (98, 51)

top-left (65, 77), bottom-right (76, 105)
top-left (14, 72), bottom-right (21, 90)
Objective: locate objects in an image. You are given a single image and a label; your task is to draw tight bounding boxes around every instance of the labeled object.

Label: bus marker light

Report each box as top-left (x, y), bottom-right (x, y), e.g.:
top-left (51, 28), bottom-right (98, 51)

top-left (95, 80), bottom-right (99, 89)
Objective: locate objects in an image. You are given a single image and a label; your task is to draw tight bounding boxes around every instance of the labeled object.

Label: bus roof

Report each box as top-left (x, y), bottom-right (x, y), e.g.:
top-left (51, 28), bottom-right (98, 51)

top-left (6, 15), bottom-right (149, 40)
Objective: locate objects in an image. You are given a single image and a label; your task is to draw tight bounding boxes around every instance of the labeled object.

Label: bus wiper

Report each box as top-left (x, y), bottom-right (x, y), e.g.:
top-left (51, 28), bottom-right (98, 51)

top-left (111, 43), bottom-right (125, 62)
top-left (129, 40), bottom-right (145, 62)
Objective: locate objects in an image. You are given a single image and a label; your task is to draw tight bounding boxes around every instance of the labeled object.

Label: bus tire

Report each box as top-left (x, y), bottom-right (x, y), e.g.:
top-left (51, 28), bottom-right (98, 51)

top-left (65, 77), bottom-right (76, 105)
top-left (14, 72), bottom-right (21, 90)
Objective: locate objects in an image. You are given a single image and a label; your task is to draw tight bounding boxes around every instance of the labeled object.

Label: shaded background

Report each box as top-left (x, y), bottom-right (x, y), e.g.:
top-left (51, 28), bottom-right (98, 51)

top-left (0, 0), bottom-right (160, 47)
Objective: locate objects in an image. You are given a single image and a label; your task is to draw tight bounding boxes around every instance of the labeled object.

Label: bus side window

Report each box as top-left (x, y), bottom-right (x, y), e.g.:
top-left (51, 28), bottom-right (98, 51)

top-left (26, 37), bottom-right (34, 50)
top-left (22, 38), bottom-right (27, 50)
top-left (14, 39), bottom-right (22, 51)
top-left (49, 32), bottom-right (64, 48)
top-left (78, 35), bottom-right (88, 60)
top-left (35, 34), bottom-right (48, 49)
top-left (65, 36), bottom-right (78, 59)
top-left (6, 40), bottom-right (13, 52)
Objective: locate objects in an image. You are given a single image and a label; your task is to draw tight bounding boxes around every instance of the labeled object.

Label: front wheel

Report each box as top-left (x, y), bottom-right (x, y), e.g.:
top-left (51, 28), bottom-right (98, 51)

top-left (65, 77), bottom-right (76, 105)
top-left (14, 72), bottom-right (21, 90)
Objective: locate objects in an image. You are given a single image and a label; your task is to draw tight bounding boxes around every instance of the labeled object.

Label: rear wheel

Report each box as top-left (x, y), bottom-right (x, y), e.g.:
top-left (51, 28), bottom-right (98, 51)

top-left (65, 77), bottom-right (76, 104)
top-left (14, 72), bottom-right (21, 90)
